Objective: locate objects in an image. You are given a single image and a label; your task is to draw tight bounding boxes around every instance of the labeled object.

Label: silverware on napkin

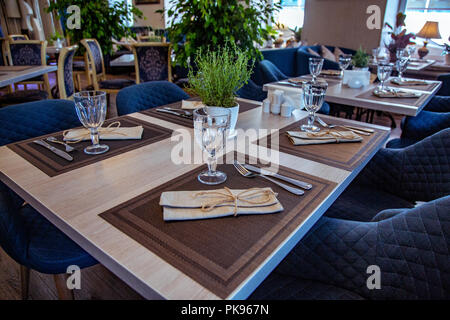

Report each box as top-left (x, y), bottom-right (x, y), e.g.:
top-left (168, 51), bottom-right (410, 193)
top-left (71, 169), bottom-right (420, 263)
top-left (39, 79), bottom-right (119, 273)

top-left (243, 164), bottom-right (312, 190)
top-left (156, 108), bottom-right (192, 118)
top-left (33, 139), bottom-right (73, 161)
top-left (234, 161), bottom-right (304, 195)
top-left (316, 117), bottom-right (372, 136)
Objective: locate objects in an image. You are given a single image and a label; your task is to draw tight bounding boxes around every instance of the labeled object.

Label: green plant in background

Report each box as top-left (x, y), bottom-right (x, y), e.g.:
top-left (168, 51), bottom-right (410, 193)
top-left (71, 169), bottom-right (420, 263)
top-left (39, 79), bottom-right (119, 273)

top-left (352, 47), bottom-right (370, 68)
top-left (289, 27), bottom-right (302, 42)
top-left (48, 30), bottom-right (63, 45)
top-left (46, 0), bottom-right (143, 55)
top-left (188, 44), bottom-right (253, 108)
top-left (159, 0), bottom-right (280, 67)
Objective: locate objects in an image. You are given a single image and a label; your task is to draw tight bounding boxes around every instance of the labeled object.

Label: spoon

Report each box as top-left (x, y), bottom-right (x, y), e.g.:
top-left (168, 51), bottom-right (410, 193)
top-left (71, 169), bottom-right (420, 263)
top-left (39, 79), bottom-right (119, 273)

top-left (46, 136), bottom-right (75, 152)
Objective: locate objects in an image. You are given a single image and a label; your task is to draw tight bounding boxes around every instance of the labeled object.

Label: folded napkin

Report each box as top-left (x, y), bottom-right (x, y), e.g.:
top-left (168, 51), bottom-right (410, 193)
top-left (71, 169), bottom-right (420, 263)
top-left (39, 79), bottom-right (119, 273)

top-left (286, 130), bottom-right (363, 145)
top-left (320, 70), bottom-right (342, 77)
top-left (181, 100), bottom-right (205, 110)
top-left (391, 78), bottom-right (428, 86)
top-left (63, 122), bottom-right (143, 141)
top-left (372, 89), bottom-right (421, 98)
top-left (160, 187), bottom-right (283, 221)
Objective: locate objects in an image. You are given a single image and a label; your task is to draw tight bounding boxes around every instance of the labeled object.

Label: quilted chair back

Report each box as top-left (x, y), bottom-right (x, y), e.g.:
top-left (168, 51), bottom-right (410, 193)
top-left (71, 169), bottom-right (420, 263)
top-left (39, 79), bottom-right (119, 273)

top-left (0, 99), bottom-right (80, 146)
top-left (400, 111), bottom-right (450, 142)
top-left (57, 45), bottom-right (78, 99)
top-left (81, 39), bottom-right (105, 88)
top-left (275, 195), bottom-right (450, 299)
top-left (436, 73), bottom-right (450, 96)
top-left (8, 40), bottom-right (46, 66)
top-left (258, 60), bottom-right (288, 84)
top-left (116, 81), bottom-right (189, 116)
top-left (132, 43), bottom-right (172, 83)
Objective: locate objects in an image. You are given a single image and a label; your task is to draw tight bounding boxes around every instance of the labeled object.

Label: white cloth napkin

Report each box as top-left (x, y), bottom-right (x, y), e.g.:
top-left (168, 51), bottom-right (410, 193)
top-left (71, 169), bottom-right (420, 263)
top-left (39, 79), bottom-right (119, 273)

top-left (286, 130), bottom-right (363, 145)
top-left (63, 126), bottom-right (143, 141)
top-left (373, 89), bottom-right (421, 98)
top-left (181, 100), bottom-right (205, 110)
top-left (160, 187), bottom-right (283, 221)
top-left (390, 78), bottom-right (428, 86)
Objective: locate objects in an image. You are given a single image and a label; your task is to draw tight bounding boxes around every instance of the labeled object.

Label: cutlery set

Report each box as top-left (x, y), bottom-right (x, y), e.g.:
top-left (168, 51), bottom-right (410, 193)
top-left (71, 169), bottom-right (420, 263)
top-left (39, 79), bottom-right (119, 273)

top-left (315, 117), bottom-right (374, 136)
top-left (156, 107), bottom-right (193, 118)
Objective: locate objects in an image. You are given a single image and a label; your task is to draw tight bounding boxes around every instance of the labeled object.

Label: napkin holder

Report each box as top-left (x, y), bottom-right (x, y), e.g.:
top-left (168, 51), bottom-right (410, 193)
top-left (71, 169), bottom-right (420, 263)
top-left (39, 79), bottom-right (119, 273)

top-left (343, 70), bottom-right (371, 88)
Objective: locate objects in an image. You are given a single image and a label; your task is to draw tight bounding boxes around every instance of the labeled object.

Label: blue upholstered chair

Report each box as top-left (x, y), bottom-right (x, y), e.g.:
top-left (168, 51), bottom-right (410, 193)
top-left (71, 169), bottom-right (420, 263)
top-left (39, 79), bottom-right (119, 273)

top-left (250, 194), bottom-right (450, 300)
top-left (131, 43), bottom-right (171, 83)
top-left (260, 47), bottom-right (300, 79)
top-left (436, 73), bottom-right (450, 96)
top-left (324, 128), bottom-right (450, 222)
top-left (296, 45), bottom-right (355, 76)
top-left (0, 100), bottom-right (97, 299)
top-left (116, 81), bottom-right (189, 116)
top-left (0, 40), bottom-right (51, 106)
top-left (236, 79), bottom-right (268, 102)
top-left (258, 60), bottom-right (289, 84)
top-left (386, 96), bottom-right (450, 149)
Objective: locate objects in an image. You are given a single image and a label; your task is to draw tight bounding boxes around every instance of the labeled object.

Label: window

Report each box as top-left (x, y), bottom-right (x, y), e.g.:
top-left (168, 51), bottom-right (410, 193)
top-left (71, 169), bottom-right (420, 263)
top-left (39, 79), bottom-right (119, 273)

top-left (404, 0), bottom-right (450, 46)
top-left (273, 0), bottom-right (305, 30)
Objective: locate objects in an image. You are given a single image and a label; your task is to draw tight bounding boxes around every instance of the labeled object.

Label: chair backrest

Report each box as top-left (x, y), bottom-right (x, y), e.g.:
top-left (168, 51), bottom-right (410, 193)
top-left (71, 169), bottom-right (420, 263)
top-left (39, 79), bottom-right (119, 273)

top-left (132, 43), bottom-right (172, 84)
top-left (436, 73), bottom-right (450, 96)
top-left (7, 34), bottom-right (29, 41)
top-left (80, 39), bottom-right (105, 90)
top-left (7, 40), bottom-right (46, 66)
top-left (0, 38), bottom-right (6, 66)
top-left (258, 60), bottom-right (288, 83)
top-left (57, 45), bottom-right (78, 99)
top-left (0, 99), bottom-right (80, 146)
top-left (116, 81), bottom-right (189, 116)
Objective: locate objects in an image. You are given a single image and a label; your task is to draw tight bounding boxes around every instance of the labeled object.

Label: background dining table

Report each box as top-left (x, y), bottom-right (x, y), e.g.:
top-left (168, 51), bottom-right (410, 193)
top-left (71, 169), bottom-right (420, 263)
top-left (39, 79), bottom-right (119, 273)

top-left (264, 76), bottom-right (442, 117)
top-left (0, 65), bottom-right (57, 88)
top-left (0, 98), bottom-right (390, 299)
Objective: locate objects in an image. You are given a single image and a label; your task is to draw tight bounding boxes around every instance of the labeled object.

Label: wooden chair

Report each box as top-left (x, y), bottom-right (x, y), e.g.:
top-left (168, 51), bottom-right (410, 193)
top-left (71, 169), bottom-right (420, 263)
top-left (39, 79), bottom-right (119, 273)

top-left (131, 42), bottom-right (172, 84)
top-left (7, 34), bottom-right (29, 41)
top-left (52, 45), bottom-right (78, 99)
top-left (80, 38), bottom-right (135, 93)
top-left (6, 39), bottom-right (51, 97)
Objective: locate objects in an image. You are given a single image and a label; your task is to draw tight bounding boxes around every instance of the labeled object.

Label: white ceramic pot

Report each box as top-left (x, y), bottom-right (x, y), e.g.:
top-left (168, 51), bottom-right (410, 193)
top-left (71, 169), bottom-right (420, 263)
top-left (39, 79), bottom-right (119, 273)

top-left (205, 104), bottom-right (239, 138)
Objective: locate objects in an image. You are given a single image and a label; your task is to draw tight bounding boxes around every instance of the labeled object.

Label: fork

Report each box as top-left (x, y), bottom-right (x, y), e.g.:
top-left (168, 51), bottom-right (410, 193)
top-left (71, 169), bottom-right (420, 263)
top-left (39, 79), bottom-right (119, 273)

top-left (233, 161), bottom-right (304, 195)
top-left (316, 117), bottom-right (336, 129)
top-left (46, 136), bottom-right (75, 152)
top-left (316, 117), bottom-right (371, 136)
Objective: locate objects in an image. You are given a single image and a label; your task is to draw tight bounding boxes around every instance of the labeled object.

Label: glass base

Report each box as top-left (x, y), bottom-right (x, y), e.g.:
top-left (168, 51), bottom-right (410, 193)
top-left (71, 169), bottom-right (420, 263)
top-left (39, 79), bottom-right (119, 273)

top-left (84, 144), bottom-right (109, 155)
top-left (301, 124), bottom-right (320, 132)
top-left (197, 170), bottom-right (227, 185)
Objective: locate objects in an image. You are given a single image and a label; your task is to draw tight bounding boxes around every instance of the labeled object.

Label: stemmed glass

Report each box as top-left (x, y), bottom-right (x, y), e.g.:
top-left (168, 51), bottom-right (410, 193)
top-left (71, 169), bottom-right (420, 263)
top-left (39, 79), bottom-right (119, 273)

top-left (194, 107), bottom-right (230, 185)
top-left (301, 81), bottom-right (328, 133)
top-left (73, 91), bottom-right (109, 155)
top-left (376, 47), bottom-right (390, 64)
top-left (338, 54), bottom-right (352, 74)
top-left (377, 63), bottom-right (393, 92)
top-left (395, 48), bottom-right (409, 81)
top-left (309, 57), bottom-right (324, 83)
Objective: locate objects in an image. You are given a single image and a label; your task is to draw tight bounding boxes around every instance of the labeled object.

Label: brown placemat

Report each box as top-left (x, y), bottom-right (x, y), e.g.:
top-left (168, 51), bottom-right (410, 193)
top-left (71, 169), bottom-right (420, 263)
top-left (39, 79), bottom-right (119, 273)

top-left (140, 100), bottom-right (261, 128)
top-left (256, 118), bottom-right (389, 171)
top-left (8, 116), bottom-right (173, 177)
top-left (99, 155), bottom-right (336, 298)
top-left (389, 79), bottom-right (439, 92)
top-left (355, 87), bottom-right (429, 107)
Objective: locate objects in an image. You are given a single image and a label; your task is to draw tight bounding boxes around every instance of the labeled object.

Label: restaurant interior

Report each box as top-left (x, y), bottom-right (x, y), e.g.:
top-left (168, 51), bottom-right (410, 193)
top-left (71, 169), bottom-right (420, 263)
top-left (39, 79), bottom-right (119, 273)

top-left (0, 0), bottom-right (448, 302)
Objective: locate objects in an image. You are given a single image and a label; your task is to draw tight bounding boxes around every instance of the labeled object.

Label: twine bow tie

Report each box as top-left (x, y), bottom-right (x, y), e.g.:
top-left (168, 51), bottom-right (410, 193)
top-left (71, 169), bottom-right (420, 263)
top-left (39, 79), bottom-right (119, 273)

top-left (306, 130), bottom-right (356, 143)
top-left (62, 121), bottom-right (126, 143)
top-left (193, 187), bottom-right (276, 216)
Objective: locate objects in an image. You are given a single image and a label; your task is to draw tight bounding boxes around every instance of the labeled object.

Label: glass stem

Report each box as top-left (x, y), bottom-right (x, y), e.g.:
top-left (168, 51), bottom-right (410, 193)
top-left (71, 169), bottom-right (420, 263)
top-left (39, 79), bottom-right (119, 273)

top-left (308, 111), bottom-right (316, 128)
top-left (207, 152), bottom-right (217, 174)
top-left (90, 128), bottom-right (100, 147)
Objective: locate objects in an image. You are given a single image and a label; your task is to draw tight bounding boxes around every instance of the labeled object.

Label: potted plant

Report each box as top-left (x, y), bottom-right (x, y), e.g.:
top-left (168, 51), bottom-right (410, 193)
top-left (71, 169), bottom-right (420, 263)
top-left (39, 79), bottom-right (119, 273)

top-left (159, 0), bottom-right (280, 67)
top-left (352, 47), bottom-right (370, 70)
top-left (289, 26), bottom-right (302, 43)
top-left (385, 13), bottom-right (415, 62)
top-left (187, 44), bottom-right (253, 136)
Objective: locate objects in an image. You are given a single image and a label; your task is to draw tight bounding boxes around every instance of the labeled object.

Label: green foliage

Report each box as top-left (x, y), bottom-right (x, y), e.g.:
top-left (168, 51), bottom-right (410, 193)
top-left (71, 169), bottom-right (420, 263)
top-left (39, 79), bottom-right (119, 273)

top-left (352, 46), bottom-right (370, 68)
top-left (188, 44), bottom-right (253, 108)
top-left (46, 0), bottom-right (143, 55)
top-left (159, 0), bottom-right (280, 67)
top-left (289, 26), bottom-right (302, 42)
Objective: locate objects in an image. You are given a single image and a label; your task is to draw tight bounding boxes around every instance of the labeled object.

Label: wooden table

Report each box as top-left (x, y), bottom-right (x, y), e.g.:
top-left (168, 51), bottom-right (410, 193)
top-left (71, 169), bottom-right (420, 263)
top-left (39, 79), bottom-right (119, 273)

top-left (110, 53), bottom-right (134, 67)
top-left (0, 98), bottom-right (390, 299)
top-left (264, 76), bottom-right (442, 117)
top-left (0, 65), bottom-right (57, 88)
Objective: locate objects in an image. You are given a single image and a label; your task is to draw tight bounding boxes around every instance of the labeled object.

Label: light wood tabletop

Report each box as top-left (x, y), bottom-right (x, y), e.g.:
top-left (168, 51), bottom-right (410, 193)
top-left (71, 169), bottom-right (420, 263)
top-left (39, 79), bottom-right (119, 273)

top-left (0, 98), bottom-right (390, 299)
top-left (264, 76), bottom-right (441, 117)
top-left (110, 53), bottom-right (134, 67)
top-left (0, 65), bottom-right (57, 88)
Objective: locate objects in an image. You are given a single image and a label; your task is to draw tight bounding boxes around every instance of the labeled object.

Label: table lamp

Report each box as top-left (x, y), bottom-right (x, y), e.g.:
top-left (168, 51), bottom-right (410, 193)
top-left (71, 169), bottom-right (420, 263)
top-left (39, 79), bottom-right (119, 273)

top-left (416, 21), bottom-right (442, 59)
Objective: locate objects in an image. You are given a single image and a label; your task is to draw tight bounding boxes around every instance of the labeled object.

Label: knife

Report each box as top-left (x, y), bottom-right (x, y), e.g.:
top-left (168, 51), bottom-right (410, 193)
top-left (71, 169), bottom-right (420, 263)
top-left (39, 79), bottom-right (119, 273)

top-left (243, 164), bottom-right (312, 190)
top-left (33, 140), bottom-right (73, 161)
top-left (342, 125), bottom-right (375, 133)
top-left (156, 108), bottom-right (192, 119)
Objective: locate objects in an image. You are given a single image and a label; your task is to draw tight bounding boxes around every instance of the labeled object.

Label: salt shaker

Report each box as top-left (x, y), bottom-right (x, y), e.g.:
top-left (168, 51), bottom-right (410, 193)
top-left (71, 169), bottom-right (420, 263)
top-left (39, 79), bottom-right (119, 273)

top-left (281, 103), bottom-right (293, 117)
top-left (262, 99), bottom-right (271, 113)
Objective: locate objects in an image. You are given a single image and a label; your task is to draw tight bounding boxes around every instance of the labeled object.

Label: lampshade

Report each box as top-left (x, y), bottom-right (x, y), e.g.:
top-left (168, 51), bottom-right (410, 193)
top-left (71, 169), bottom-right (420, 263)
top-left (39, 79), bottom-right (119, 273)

top-left (416, 21), bottom-right (442, 39)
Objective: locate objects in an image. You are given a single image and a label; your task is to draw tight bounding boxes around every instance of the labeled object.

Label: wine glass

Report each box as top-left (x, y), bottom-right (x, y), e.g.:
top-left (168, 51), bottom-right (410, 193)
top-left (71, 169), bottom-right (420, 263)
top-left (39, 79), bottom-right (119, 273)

top-left (309, 57), bottom-right (324, 83)
top-left (406, 46), bottom-right (415, 59)
top-left (377, 63), bottom-right (393, 92)
top-left (301, 81), bottom-right (328, 132)
top-left (396, 48), bottom-right (407, 60)
top-left (194, 107), bottom-right (230, 185)
top-left (338, 54), bottom-right (352, 74)
top-left (396, 56), bottom-right (409, 81)
top-left (73, 91), bottom-right (109, 155)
